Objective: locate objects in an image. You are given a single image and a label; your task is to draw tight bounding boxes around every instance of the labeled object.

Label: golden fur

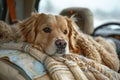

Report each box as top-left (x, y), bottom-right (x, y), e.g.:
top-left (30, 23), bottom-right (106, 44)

top-left (17, 13), bottom-right (83, 55)
top-left (0, 13), bottom-right (119, 71)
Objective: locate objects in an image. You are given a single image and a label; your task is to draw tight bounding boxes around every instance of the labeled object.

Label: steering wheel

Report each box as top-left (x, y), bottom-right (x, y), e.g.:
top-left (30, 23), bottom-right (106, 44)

top-left (92, 22), bottom-right (120, 58)
top-left (92, 22), bottom-right (120, 37)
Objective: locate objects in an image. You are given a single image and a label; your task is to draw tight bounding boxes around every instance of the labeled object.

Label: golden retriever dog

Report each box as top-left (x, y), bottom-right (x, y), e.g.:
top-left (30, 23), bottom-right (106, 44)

top-left (0, 13), bottom-right (119, 71)
top-left (0, 13), bottom-right (82, 56)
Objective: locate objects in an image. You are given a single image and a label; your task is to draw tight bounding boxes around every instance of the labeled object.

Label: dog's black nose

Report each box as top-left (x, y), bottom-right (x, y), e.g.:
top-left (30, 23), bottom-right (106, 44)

top-left (55, 39), bottom-right (67, 48)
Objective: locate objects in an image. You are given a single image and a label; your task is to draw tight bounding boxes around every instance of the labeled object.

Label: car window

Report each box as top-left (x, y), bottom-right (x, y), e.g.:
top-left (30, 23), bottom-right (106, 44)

top-left (38, 0), bottom-right (120, 28)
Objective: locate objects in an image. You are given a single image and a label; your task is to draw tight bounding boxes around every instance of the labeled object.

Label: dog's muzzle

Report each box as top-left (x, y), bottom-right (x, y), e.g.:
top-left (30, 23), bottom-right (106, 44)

top-left (55, 39), bottom-right (67, 54)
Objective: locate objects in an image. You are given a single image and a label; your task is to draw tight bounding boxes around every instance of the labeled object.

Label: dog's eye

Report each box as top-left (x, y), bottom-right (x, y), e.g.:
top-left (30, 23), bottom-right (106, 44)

top-left (63, 30), bottom-right (67, 34)
top-left (43, 27), bottom-right (51, 33)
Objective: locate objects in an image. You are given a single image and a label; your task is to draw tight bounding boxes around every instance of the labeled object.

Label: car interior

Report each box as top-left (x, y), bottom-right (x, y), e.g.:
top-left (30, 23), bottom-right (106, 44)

top-left (0, 0), bottom-right (120, 80)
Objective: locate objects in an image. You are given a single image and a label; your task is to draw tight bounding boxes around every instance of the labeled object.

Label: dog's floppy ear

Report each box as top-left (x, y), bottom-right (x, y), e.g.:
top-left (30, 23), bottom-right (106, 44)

top-left (66, 17), bottom-right (82, 54)
top-left (18, 13), bottom-right (45, 43)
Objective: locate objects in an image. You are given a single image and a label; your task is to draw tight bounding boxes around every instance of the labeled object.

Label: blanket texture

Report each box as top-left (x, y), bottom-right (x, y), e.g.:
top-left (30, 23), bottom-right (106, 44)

top-left (0, 20), bottom-right (120, 80)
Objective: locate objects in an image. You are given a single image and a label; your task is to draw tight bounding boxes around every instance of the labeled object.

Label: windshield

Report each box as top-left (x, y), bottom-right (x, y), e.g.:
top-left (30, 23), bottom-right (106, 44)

top-left (38, 0), bottom-right (120, 27)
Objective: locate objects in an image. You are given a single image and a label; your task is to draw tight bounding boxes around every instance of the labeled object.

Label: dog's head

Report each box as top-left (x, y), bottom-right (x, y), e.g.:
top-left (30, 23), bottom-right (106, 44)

top-left (18, 13), bottom-right (81, 55)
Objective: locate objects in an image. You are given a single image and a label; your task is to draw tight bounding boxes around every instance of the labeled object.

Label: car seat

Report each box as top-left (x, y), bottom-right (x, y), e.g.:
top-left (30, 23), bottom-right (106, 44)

top-left (60, 7), bottom-right (94, 35)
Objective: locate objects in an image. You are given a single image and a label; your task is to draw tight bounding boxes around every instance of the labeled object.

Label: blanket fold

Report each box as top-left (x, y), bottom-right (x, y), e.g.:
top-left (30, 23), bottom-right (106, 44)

top-left (0, 42), bottom-right (120, 80)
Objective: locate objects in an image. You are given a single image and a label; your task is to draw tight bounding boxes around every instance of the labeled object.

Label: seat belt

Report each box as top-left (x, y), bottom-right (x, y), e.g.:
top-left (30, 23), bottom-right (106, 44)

top-left (6, 0), bottom-right (18, 24)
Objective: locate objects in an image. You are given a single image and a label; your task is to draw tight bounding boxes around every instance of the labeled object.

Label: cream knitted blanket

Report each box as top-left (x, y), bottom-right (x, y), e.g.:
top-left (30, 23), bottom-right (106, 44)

top-left (0, 42), bottom-right (120, 80)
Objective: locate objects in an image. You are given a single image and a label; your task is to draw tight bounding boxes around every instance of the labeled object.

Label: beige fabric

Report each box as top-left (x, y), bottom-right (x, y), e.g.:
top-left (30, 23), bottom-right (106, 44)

top-left (0, 60), bottom-right (28, 80)
top-left (35, 74), bottom-right (51, 80)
